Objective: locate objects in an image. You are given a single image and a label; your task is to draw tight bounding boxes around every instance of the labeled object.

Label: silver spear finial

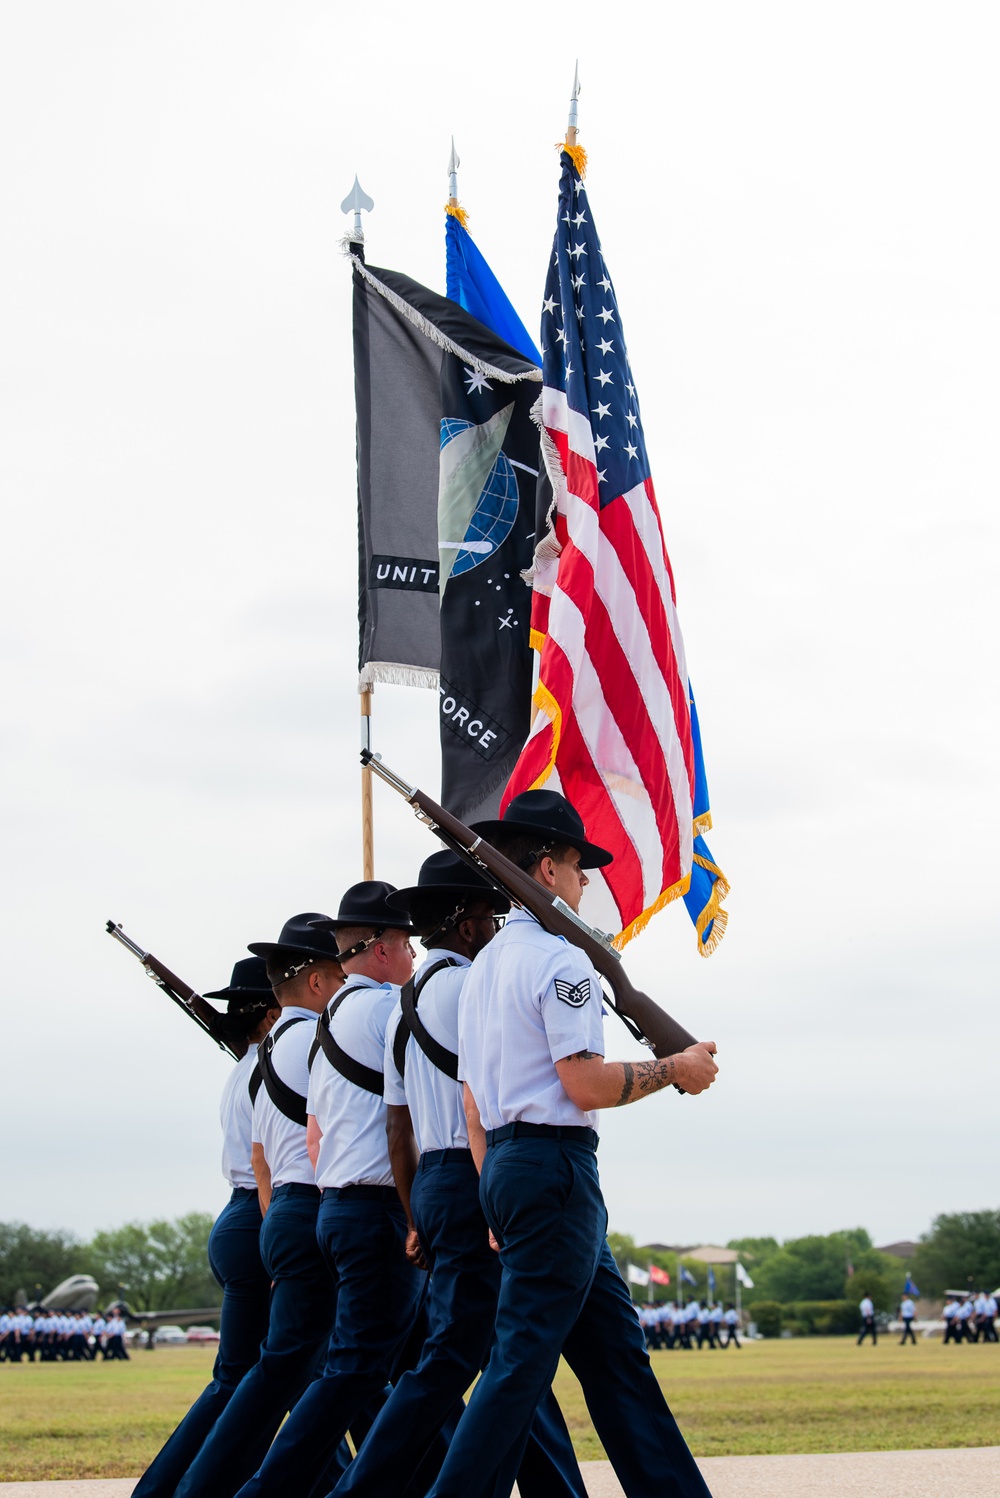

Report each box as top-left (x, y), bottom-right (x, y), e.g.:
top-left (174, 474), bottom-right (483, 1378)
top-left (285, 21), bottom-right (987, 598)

top-left (341, 175), bottom-right (374, 243)
top-left (567, 61), bottom-right (581, 146)
top-left (448, 137), bottom-right (460, 205)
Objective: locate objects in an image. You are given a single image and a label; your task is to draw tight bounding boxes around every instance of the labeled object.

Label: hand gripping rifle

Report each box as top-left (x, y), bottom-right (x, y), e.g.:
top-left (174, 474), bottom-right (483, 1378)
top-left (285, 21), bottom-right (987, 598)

top-left (105, 922), bottom-right (244, 1060)
top-left (361, 752), bottom-right (698, 1059)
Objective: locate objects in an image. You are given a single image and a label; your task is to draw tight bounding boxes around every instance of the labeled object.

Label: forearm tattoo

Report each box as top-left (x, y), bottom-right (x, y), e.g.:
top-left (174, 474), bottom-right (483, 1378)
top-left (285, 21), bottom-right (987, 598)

top-left (615, 1056), bottom-right (676, 1105)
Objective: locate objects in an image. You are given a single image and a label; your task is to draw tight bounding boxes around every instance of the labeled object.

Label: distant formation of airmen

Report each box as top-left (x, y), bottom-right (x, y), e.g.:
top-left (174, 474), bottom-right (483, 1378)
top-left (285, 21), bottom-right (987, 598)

top-left (638, 1301), bottom-right (742, 1350)
top-left (941, 1292), bottom-right (998, 1343)
top-left (0, 1308), bottom-right (129, 1361)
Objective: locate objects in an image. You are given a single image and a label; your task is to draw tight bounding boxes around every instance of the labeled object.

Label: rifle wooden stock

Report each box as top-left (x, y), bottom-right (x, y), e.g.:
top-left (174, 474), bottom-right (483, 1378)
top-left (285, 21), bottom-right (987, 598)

top-left (105, 922), bottom-right (244, 1060)
top-left (361, 754), bottom-right (697, 1059)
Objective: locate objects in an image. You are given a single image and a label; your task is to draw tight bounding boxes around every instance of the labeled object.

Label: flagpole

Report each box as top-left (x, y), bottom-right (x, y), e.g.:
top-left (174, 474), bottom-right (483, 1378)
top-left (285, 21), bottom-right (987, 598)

top-left (360, 690), bottom-right (374, 880)
top-left (647, 1261), bottom-right (653, 1306)
top-left (566, 60), bottom-right (580, 148)
top-left (447, 137), bottom-right (460, 212)
top-left (342, 174), bottom-right (376, 879)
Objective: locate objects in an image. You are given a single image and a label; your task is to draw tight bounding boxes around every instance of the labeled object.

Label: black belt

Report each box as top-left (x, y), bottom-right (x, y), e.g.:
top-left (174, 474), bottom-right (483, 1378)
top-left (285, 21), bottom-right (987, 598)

top-left (271, 1182), bottom-right (321, 1199)
top-left (486, 1122), bottom-right (598, 1150)
top-left (322, 1185), bottom-right (399, 1202)
top-left (419, 1147), bottom-right (473, 1168)
top-left (230, 1186), bottom-right (258, 1200)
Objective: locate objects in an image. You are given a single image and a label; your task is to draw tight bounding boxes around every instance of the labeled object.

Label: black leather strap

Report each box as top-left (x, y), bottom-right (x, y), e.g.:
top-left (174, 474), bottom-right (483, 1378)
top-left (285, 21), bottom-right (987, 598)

top-left (393, 959), bottom-right (460, 1080)
top-left (248, 1016), bottom-right (310, 1125)
top-left (309, 985), bottom-right (384, 1096)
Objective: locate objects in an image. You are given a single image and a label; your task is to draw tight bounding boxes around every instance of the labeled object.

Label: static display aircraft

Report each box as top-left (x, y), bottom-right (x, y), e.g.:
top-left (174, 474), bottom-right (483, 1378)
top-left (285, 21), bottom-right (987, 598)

top-left (21, 1274), bottom-right (219, 1332)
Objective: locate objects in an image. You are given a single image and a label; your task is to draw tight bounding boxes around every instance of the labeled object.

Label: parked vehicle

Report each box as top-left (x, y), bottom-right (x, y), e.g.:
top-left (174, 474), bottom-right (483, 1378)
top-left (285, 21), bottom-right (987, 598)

top-left (185, 1325), bottom-right (221, 1344)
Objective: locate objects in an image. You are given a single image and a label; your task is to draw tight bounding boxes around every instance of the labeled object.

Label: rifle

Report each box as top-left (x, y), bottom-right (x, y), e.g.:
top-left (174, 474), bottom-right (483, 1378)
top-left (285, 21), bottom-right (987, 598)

top-left (105, 922), bottom-right (244, 1060)
top-left (361, 751), bottom-right (698, 1060)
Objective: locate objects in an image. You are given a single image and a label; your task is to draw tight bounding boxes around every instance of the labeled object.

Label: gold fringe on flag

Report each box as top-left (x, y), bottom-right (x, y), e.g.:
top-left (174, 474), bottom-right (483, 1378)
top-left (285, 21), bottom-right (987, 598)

top-left (613, 873), bottom-right (691, 951)
top-left (524, 679), bottom-right (563, 791)
top-left (692, 852), bottom-right (731, 958)
top-left (559, 142), bottom-right (588, 178)
top-left (445, 201), bottom-right (469, 228)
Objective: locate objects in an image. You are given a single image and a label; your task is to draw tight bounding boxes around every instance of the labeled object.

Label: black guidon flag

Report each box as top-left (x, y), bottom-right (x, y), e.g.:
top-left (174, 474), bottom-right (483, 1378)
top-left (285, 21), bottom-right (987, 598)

top-left (351, 255), bottom-right (543, 821)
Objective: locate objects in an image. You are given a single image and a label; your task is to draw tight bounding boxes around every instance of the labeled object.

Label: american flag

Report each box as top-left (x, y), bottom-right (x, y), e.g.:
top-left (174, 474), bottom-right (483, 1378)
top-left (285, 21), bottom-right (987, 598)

top-left (502, 149), bottom-right (705, 945)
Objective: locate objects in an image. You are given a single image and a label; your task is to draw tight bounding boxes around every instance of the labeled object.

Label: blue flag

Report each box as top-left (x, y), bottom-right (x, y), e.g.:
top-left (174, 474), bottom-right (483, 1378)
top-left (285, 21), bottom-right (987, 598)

top-left (707, 1266), bottom-right (716, 1298)
top-left (904, 1275), bottom-right (920, 1296)
top-left (445, 211), bottom-right (541, 366)
top-left (679, 1265), bottom-right (698, 1287)
top-left (681, 686), bottom-right (730, 956)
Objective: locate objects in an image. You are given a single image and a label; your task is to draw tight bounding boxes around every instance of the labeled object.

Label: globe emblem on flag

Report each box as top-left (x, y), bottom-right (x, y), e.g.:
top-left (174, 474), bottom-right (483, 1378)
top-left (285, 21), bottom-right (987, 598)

top-left (439, 413), bottom-right (519, 585)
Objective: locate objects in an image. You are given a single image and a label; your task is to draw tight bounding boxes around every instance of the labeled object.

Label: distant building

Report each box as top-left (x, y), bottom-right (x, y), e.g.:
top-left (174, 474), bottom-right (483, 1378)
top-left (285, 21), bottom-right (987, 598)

top-left (877, 1240), bottom-right (919, 1260)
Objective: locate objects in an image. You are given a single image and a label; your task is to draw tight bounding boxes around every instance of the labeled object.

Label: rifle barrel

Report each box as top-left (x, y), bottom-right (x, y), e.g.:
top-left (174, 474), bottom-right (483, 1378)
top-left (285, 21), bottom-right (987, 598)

top-left (362, 753), bottom-right (698, 1059)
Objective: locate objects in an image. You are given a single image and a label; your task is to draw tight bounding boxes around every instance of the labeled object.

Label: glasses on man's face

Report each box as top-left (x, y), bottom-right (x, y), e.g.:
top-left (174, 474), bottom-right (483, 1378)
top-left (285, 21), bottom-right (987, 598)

top-left (480, 914), bottom-right (505, 933)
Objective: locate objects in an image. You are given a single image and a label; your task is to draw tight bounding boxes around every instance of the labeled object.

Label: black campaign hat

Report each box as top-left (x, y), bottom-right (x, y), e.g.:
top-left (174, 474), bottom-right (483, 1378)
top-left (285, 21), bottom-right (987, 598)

top-left (386, 851), bottom-right (511, 920)
top-left (247, 913), bottom-right (344, 968)
top-left (204, 956), bottom-right (275, 1012)
top-left (472, 789), bottom-right (613, 870)
top-left (310, 882), bottom-right (415, 933)
top-left (309, 882), bottom-right (414, 965)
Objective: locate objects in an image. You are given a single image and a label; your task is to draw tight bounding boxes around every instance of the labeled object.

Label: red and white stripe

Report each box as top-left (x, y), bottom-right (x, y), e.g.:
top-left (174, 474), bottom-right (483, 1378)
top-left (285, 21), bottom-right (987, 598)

top-left (504, 385), bottom-right (696, 941)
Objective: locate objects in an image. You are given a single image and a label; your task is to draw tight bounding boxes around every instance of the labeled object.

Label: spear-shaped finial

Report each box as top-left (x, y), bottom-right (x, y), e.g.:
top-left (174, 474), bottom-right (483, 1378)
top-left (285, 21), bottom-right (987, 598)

top-left (566, 61), bottom-right (581, 147)
top-left (341, 175), bottom-right (374, 243)
top-left (448, 137), bottom-right (460, 206)
top-left (445, 137), bottom-right (469, 227)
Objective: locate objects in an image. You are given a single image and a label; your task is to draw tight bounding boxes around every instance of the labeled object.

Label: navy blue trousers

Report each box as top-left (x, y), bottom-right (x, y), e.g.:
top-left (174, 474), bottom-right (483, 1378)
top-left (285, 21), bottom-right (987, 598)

top-left (425, 1138), bottom-right (712, 1498)
top-left (173, 1184), bottom-right (341, 1498)
top-left (235, 1188), bottom-right (423, 1498)
top-left (134, 1189), bottom-right (271, 1498)
top-left (330, 1150), bottom-right (585, 1498)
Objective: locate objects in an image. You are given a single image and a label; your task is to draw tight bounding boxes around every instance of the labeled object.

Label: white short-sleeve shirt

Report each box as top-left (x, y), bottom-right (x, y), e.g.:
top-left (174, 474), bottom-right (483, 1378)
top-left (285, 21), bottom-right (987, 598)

top-left (307, 975), bottom-right (398, 1189)
top-left (900, 1298), bottom-right (915, 1318)
top-left (458, 908), bottom-right (606, 1133)
top-left (859, 1296), bottom-right (874, 1317)
top-left (251, 1005), bottom-right (317, 1189)
top-left (220, 1047), bottom-right (260, 1190)
top-left (383, 952), bottom-right (469, 1154)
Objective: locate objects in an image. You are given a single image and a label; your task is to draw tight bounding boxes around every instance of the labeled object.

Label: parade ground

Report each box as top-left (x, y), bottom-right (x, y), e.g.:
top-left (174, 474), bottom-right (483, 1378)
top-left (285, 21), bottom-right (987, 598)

top-left (2, 1338), bottom-right (997, 1489)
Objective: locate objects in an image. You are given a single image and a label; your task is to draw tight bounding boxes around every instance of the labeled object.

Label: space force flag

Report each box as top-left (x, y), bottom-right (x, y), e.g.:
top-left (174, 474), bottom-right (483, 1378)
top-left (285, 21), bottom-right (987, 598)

top-left (735, 1263), bottom-right (755, 1290)
top-left (626, 1263), bottom-right (650, 1286)
top-left (503, 149), bottom-right (729, 952)
top-left (351, 255), bottom-right (541, 819)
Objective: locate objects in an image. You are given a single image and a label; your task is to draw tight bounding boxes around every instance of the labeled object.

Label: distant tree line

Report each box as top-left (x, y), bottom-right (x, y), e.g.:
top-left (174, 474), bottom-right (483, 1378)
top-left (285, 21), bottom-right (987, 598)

top-left (0, 1216), bottom-right (218, 1310)
top-left (609, 1210), bottom-right (1000, 1317)
top-left (5, 1207), bottom-right (997, 1317)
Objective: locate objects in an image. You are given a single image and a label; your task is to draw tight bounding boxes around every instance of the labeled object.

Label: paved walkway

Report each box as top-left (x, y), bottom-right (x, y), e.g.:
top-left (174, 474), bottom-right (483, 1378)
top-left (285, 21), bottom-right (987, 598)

top-left (3, 1449), bottom-right (999, 1497)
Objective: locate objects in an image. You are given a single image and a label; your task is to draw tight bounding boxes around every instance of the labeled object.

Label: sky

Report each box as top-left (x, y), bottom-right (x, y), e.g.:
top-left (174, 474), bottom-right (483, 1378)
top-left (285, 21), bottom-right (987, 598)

top-left (2, 2), bottom-right (997, 1260)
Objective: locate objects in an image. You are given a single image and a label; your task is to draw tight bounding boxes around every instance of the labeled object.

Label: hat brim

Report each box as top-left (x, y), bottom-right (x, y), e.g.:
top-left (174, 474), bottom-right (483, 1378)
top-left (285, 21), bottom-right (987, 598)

top-left (246, 941), bottom-right (345, 964)
top-left (471, 818), bottom-right (614, 870)
top-left (203, 985), bottom-right (275, 1001)
top-left (307, 915), bottom-right (416, 934)
top-left (385, 883), bottom-right (511, 917)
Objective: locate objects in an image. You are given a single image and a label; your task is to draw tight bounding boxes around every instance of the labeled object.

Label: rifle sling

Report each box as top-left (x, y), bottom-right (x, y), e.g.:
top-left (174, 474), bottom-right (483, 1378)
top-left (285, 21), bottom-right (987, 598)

top-left (309, 985), bottom-right (384, 1096)
top-left (393, 958), bottom-right (461, 1081)
top-left (248, 1016), bottom-right (310, 1126)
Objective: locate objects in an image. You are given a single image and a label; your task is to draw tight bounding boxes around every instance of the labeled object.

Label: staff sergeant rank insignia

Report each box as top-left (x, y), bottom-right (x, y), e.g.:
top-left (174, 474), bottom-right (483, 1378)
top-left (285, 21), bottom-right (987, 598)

top-left (553, 978), bottom-right (591, 1008)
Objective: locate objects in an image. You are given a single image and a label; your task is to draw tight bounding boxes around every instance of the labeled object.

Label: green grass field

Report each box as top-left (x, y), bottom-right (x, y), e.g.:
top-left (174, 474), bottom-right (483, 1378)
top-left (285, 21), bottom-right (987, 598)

top-left (1, 1338), bottom-right (997, 1481)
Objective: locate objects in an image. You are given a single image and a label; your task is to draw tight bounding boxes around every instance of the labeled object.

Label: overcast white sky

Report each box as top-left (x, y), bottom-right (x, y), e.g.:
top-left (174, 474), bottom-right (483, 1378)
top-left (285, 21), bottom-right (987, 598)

top-left (2, 3), bottom-right (997, 1261)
